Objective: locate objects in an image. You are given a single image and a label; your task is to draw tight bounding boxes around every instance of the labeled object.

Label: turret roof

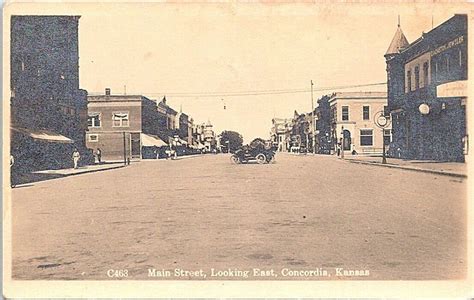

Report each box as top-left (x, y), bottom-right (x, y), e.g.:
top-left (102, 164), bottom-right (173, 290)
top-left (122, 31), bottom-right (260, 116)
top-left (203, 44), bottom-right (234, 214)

top-left (385, 26), bottom-right (409, 56)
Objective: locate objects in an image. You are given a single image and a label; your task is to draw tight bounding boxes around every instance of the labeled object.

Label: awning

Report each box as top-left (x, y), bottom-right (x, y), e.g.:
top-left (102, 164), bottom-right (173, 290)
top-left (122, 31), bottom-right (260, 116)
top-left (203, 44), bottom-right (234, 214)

top-left (11, 127), bottom-right (74, 144)
top-left (141, 133), bottom-right (168, 147)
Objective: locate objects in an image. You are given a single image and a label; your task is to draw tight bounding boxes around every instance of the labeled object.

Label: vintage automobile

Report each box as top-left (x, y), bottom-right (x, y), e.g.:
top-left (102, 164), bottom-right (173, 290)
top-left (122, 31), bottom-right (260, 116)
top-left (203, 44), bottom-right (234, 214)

top-left (230, 138), bottom-right (276, 164)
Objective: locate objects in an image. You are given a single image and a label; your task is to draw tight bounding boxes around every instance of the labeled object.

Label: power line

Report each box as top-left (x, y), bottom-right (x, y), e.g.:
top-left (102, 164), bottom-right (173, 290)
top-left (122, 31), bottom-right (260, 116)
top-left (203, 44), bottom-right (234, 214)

top-left (88, 82), bottom-right (386, 98)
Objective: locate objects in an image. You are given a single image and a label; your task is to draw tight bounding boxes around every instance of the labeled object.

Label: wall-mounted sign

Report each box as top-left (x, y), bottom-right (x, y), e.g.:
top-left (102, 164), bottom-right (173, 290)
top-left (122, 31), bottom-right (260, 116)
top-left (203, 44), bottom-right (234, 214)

top-left (430, 35), bottom-right (464, 56)
top-left (437, 80), bottom-right (468, 98)
top-left (374, 111), bottom-right (391, 128)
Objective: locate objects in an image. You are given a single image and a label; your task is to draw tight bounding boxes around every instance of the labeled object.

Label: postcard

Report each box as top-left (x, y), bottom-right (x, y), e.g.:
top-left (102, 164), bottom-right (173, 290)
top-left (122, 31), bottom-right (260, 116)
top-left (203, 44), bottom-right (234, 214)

top-left (2, 1), bottom-right (473, 298)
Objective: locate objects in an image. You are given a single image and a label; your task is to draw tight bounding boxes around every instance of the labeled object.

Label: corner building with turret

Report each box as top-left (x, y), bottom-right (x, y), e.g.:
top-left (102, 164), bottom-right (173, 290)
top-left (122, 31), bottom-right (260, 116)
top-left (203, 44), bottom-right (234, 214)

top-left (385, 14), bottom-right (468, 162)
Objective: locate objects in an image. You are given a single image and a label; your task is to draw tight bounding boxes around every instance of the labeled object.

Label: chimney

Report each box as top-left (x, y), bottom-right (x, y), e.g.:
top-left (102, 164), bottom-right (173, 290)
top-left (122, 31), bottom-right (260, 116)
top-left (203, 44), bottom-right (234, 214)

top-left (105, 88), bottom-right (111, 96)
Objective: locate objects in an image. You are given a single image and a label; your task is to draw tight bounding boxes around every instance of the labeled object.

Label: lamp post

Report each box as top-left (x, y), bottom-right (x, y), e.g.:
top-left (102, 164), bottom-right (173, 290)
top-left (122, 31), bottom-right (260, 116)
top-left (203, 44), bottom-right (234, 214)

top-left (174, 135), bottom-right (179, 159)
top-left (340, 125), bottom-right (345, 159)
top-left (375, 111), bottom-right (391, 164)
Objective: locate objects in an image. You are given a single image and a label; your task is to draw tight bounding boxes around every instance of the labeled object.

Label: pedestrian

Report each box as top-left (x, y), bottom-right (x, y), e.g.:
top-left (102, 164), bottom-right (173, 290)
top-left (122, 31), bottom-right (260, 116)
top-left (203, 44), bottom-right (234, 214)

top-left (96, 148), bottom-right (102, 164)
top-left (10, 154), bottom-right (16, 188)
top-left (72, 148), bottom-right (81, 169)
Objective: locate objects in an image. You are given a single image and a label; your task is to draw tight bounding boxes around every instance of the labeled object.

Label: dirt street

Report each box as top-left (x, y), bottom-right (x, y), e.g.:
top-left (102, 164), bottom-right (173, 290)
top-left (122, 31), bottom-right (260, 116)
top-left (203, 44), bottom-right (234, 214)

top-left (11, 154), bottom-right (466, 280)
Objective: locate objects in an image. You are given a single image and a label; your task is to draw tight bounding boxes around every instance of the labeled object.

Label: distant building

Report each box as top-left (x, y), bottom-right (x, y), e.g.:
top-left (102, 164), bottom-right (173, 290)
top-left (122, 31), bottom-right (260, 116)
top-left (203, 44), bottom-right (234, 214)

top-left (156, 97), bottom-right (178, 144)
top-left (86, 89), bottom-right (166, 161)
top-left (315, 95), bottom-right (332, 154)
top-left (290, 110), bottom-right (311, 152)
top-left (270, 118), bottom-right (292, 152)
top-left (328, 92), bottom-right (390, 155)
top-left (385, 14), bottom-right (468, 162)
top-left (203, 120), bottom-right (217, 151)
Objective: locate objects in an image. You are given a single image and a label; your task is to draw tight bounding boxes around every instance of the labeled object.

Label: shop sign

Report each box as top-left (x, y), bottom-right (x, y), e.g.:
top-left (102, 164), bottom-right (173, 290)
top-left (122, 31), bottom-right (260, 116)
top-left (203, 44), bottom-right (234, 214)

top-left (430, 35), bottom-right (464, 56)
top-left (437, 80), bottom-right (467, 98)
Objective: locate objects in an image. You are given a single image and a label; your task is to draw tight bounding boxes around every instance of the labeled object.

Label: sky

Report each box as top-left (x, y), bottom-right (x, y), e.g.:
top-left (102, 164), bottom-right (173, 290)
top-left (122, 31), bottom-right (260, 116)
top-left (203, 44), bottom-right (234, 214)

top-left (10, 2), bottom-right (462, 143)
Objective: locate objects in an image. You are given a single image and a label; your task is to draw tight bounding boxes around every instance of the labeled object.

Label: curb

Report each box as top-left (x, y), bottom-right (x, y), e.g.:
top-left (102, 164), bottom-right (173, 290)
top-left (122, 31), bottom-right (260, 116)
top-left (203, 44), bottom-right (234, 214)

top-left (346, 159), bottom-right (467, 178)
top-left (58, 164), bottom-right (125, 178)
top-left (15, 164), bottom-right (125, 187)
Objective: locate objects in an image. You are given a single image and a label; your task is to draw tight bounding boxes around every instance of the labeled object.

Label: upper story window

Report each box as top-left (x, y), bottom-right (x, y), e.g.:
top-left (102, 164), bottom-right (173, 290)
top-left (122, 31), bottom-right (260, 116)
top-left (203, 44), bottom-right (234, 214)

top-left (341, 106), bottom-right (349, 121)
top-left (88, 113), bottom-right (101, 128)
top-left (414, 66), bottom-right (420, 90)
top-left (113, 112), bottom-right (129, 127)
top-left (407, 70), bottom-right (412, 92)
top-left (446, 56), bottom-right (450, 74)
top-left (423, 62), bottom-right (429, 87)
top-left (362, 106), bottom-right (370, 120)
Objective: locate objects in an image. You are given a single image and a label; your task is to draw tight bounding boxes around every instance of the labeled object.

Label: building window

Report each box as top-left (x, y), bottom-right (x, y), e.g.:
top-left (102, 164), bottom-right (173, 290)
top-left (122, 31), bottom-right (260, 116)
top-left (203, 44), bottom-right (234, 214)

top-left (423, 62), bottom-right (429, 87)
top-left (88, 134), bottom-right (99, 142)
top-left (88, 113), bottom-right (101, 127)
top-left (362, 106), bottom-right (370, 120)
top-left (113, 112), bottom-right (129, 127)
top-left (384, 129), bottom-right (392, 145)
top-left (360, 129), bottom-right (373, 146)
top-left (446, 56), bottom-right (450, 74)
top-left (341, 106), bottom-right (349, 121)
top-left (407, 70), bottom-right (412, 92)
top-left (414, 65), bottom-right (420, 90)
top-left (459, 49), bottom-right (463, 67)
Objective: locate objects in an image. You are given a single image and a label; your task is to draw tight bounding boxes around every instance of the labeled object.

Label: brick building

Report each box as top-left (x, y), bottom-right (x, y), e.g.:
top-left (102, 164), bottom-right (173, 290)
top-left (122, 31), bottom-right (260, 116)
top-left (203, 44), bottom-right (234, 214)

top-left (385, 14), bottom-right (468, 162)
top-left (10, 16), bottom-right (89, 171)
top-left (86, 89), bottom-right (165, 161)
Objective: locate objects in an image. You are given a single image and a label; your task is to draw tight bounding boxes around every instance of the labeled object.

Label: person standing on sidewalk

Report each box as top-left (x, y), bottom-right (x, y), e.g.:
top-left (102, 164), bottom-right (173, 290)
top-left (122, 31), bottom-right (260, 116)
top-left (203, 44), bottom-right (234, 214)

top-left (72, 148), bottom-right (81, 169)
top-left (10, 154), bottom-right (16, 188)
top-left (96, 148), bottom-right (102, 164)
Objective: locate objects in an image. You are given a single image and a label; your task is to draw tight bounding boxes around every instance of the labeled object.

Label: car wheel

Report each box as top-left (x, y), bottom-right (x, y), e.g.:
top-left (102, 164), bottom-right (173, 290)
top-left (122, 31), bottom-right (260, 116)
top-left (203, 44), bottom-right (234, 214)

top-left (230, 155), bottom-right (241, 164)
top-left (256, 153), bottom-right (266, 164)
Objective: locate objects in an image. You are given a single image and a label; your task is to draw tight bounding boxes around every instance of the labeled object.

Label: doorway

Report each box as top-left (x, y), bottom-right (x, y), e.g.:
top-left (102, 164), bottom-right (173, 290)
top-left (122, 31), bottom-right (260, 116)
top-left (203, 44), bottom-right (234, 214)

top-left (343, 130), bottom-right (351, 151)
top-left (130, 133), bottom-right (141, 158)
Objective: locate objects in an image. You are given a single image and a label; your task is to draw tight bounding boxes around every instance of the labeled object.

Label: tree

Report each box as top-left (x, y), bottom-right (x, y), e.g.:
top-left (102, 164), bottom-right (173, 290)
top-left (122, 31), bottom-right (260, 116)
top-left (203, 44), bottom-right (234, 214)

top-left (219, 131), bottom-right (243, 153)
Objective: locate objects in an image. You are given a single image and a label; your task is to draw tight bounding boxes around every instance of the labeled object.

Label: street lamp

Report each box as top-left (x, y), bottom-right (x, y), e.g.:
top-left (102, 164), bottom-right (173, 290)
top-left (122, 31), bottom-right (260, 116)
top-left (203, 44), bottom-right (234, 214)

top-left (419, 103), bottom-right (430, 115)
top-left (375, 111), bottom-right (391, 164)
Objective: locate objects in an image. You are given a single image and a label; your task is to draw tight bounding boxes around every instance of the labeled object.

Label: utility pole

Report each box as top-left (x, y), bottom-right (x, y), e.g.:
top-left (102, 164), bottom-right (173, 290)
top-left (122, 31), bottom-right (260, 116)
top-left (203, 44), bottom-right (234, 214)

top-left (123, 131), bottom-right (127, 166)
top-left (311, 80), bottom-right (315, 154)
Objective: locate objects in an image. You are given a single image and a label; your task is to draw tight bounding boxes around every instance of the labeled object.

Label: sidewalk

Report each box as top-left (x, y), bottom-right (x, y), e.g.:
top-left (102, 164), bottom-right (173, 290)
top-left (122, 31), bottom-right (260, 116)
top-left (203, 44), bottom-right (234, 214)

top-left (344, 155), bottom-right (467, 178)
top-left (14, 163), bottom-right (125, 186)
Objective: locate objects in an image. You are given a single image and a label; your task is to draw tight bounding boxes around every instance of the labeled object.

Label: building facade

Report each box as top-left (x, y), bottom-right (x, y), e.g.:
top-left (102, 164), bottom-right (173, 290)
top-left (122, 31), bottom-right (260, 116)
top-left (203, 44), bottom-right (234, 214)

top-left (10, 16), bottom-right (89, 171)
top-left (315, 95), bottom-right (332, 154)
top-left (270, 118), bottom-right (292, 152)
top-left (385, 14), bottom-right (468, 162)
top-left (86, 89), bottom-right (165, 161)
top-left (329, 92), bottom-right (390, 155)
